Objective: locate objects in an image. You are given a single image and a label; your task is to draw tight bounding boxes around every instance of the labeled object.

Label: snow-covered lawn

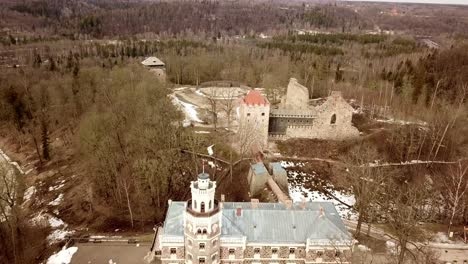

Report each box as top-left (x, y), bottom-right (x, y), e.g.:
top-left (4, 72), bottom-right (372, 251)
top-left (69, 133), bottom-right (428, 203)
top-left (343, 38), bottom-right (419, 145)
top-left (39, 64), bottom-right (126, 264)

top-left (46, 246), bottom-right (78, 264)
top-left (281, 161), bottom-right (356, 220)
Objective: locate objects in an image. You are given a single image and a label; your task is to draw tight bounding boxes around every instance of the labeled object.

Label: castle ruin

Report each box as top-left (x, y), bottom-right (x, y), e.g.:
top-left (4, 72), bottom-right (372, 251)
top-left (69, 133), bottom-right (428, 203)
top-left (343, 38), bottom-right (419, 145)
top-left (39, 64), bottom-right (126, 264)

top-left (238, 78), bottom-right (359, 149)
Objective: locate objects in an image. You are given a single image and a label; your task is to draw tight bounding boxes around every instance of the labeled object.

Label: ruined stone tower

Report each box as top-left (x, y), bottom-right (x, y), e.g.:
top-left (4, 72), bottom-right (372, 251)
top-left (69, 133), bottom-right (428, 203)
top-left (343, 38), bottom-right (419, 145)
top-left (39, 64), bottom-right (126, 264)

top-left (184, 172), bottom-right (221, 264)
top-left (238, 90), bottom-right (270, 150)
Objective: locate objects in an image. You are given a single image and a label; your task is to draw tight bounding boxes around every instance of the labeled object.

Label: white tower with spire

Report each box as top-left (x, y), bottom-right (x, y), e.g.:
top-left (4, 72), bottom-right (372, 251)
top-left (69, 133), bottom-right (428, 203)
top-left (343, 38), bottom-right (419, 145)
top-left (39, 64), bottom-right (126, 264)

top-left (184, 171), bottom-right (221, 264)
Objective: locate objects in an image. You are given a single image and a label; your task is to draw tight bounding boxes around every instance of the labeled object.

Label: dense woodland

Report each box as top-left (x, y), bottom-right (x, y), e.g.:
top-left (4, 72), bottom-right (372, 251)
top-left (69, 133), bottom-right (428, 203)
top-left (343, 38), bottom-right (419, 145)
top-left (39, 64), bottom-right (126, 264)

top-left (0, 0), bottom-right (468, 264)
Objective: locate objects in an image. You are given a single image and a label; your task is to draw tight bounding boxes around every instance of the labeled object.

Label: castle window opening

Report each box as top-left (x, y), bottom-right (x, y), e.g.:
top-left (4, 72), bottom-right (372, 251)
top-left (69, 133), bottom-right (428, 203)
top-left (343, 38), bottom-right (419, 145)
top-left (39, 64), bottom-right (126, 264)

top-left (199, 257), bottom-right (206, 264)
top-left (199, 243), bottom-right (206, 250)
top-left (170, 248), bottom-right (176, 255)
top-left (209, 200), bottom-right (212, 209)
top-left (247, 113), bottom-right (251, 116)
top-left (229, 249), bottom-right (235, 255)
top-left (330, 114), bottom-right (336, 124)
top-left (201, 202), bottom-right (205, 212)
top-left (202, 229), bottom-right (207, 234)
top-left (262, 113), bottom-right (265, 116)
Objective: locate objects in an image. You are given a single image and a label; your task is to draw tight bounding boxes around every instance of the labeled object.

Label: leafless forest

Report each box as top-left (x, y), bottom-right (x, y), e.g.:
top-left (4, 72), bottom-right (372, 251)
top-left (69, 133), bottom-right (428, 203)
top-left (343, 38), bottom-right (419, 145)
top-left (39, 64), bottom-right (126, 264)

top-left (0, 0), bottom-right (468, 263)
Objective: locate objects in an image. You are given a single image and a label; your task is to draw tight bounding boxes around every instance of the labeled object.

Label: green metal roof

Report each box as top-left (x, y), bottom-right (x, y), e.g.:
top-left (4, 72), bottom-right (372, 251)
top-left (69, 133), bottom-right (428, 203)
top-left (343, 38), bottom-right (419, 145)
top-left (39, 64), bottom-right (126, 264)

top-left (161, 201), bottom-right (352, 244)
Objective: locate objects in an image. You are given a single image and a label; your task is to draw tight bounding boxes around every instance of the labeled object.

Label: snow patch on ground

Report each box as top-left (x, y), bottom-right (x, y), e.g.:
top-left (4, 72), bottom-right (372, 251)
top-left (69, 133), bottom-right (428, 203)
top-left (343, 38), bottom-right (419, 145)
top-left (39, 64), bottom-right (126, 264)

top-left (49, 180), bottom-right (66, 191)
top-left (386, 241), bottom-right (397, 255)
top-left (357, 244), bottom-right (371, 252)
top-left (282, 161), bottom-right (356, 220)
top-left (48, 216), bottom-right (65, 228)
top-left (280, 161), bottom-right (305, 168)
top-left (0, 148), bottom-right (24, 174)
top-left (368, 159), bottom-right (435, 167)
top-left (171, 95), bottom-right (203, 124)
top-left (194, 131), bottom-right (211, 134)
top-left (375, 118), bottom-right (427, 126)
top-left (207, 144), bottom-right (214, 156)
top-left (431, 232), bottom-right (466, 245)
top-left (31, 212), bottom-right (75, 245)
top-left (46, 246), bottom-right (78, 264)
top-left (48, 229), bottom-right (75, 244)
top-left (23, 186), bottom-right (36, 202)
top-left (48, 193), bottom-right (64, 206)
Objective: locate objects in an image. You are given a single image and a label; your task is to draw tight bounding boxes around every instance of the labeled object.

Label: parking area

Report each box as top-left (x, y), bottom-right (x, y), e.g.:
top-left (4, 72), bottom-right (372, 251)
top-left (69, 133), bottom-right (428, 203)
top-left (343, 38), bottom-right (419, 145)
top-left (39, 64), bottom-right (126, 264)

top-left (433, 248), bottom-right (468, 263)
top-left (71, 242), bottom-right (151, 264)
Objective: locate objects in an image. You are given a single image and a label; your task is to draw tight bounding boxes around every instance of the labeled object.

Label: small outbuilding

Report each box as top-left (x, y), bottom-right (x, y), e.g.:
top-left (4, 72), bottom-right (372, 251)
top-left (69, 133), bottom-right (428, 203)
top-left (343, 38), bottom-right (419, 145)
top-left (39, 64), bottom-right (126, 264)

top-left (141, 56), bottom-right (166, 82)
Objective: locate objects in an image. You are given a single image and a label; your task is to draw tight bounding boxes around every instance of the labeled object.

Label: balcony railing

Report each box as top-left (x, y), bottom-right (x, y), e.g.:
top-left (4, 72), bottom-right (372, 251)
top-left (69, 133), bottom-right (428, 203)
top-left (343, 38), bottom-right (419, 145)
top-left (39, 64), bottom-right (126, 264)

top-left (186, 199), bottom-right (220, 217)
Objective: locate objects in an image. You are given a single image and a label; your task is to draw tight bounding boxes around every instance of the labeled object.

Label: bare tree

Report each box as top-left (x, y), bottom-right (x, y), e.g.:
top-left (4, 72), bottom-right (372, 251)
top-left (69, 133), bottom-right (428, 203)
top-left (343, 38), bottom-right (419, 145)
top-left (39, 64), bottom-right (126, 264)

top-left (444, 161), bottom-right (468, 235)
top-left (342, 144), bottom-right (386, 238)
top-left (206, 87), bottom-right (219, 131)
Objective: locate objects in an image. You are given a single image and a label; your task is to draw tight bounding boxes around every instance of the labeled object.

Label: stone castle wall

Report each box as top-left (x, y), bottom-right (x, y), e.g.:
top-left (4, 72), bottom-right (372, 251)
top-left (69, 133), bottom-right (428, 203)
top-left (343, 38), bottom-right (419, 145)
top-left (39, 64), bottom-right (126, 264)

top-left (239, 101), bottom-right (270, 149)
top-left (270, 81), bottom-right (359, 140)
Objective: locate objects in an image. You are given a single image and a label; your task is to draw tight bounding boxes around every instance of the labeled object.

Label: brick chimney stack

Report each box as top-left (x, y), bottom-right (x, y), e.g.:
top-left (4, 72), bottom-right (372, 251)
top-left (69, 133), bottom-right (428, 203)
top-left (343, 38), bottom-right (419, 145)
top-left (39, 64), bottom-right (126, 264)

top-left (251, 199), bottom-right (259, 209)
top-left (301, 197), bottom-right (306, 209)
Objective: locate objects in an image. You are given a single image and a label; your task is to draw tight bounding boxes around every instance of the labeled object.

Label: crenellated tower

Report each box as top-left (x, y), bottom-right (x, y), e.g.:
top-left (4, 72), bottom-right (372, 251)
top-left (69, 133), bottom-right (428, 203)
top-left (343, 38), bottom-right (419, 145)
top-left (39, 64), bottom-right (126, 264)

top-left (184, 172), bottom-right (221, 264)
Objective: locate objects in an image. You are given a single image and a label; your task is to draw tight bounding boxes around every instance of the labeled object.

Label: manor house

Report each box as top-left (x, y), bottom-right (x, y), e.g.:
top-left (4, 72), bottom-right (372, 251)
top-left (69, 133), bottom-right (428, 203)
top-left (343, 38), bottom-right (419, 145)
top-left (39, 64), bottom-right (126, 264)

top-left (238, 78), bottom-right (359, 149)
top-left (149, 172), bottom-right (353, 264)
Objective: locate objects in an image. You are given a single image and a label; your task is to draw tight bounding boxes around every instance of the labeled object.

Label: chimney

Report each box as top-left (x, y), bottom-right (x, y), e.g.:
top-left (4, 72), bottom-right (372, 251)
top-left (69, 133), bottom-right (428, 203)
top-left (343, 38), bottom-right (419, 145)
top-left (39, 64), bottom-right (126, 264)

top-left (168, 199), bottom-right (172, 205)
top-left (220, 194), bottom-right (225, 209)
top-left (319, 206), bottom-right (325, 217)
top-left (236, 207), bottom-right (242, 217)
top-left (301, 197), bottom-right (306, 209)
top-left (221, 194), bottom-right (225, 202)
top-left (285, 199), bottom-right (293, 209)
top-left (251, 199), bottom-right (259, 209)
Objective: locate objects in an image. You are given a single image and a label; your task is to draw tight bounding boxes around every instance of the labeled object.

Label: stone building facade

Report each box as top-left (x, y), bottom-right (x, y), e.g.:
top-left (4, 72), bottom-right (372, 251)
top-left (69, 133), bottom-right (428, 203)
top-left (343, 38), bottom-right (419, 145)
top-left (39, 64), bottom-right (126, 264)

top-left (150, 172), bottom-right (353, 264)
top-left (239, 78), bottom-right (359, 149)
top-left (238, 90), bottom-right (270, 150)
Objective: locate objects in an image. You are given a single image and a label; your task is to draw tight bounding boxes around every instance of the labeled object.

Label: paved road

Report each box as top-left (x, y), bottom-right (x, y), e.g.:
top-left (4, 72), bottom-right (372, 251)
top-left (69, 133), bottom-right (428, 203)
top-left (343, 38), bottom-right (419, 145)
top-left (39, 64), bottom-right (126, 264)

top-left (343, 220), bottom-right (468, 263)
top-left (433, 248), bottom-right (468, 263)
top-left (71, 243), bottom-right (151, 264)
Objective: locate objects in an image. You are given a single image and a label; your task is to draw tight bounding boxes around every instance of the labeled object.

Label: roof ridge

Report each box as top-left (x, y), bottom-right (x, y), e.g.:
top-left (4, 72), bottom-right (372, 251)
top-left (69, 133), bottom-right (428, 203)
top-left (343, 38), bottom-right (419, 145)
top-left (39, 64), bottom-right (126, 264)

top-left (221, 213), bottom-right (246, 237)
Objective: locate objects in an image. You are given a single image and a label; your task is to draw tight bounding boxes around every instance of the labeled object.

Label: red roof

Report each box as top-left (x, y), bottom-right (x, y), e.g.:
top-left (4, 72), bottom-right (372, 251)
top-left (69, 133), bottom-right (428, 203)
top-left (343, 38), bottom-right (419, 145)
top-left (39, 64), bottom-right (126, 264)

top-left (243, 90), bottom-right (269, 106)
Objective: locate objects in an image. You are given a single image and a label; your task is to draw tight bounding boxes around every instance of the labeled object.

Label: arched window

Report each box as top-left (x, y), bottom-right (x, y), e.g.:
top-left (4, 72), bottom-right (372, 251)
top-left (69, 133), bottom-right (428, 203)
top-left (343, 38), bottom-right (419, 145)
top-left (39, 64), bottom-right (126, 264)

top-left (197, 229), bottom-right (202, 234)
top-left (201, 202), bottom-right (205, 213)
top-left (202, 229), bottom-right (207, 234)
top-left (209, 200), bottom-right (212, 209)
top-left (330, 114), bottom-right (336, 124)
top-left (194, 200), bottom-right (197, 209)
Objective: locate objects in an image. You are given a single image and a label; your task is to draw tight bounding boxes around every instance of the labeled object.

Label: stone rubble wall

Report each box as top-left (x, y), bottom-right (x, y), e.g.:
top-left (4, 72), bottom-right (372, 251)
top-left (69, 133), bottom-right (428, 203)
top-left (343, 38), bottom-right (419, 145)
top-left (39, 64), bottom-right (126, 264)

top-left (283, 78), bottom-right (310, 110)
top-left (283, 91), bottom-right (359, 140)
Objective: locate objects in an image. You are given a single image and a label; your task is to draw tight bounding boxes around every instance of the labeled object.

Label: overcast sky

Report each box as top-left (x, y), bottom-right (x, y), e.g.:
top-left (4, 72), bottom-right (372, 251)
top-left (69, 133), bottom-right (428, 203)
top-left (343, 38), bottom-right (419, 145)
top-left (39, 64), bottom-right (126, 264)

top-left (343, 0), bottom-right (468, 5)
